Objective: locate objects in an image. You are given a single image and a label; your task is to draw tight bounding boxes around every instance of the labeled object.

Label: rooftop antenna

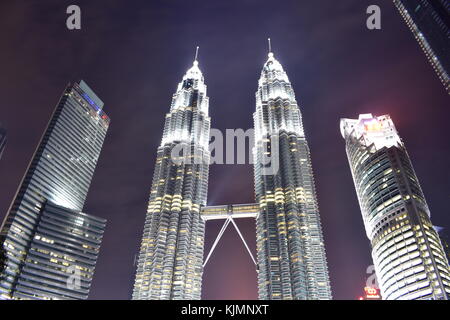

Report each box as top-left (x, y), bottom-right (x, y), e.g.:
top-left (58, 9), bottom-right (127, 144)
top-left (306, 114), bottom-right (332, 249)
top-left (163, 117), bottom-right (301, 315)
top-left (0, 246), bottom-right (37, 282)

top-left (194, 46), bottom-right (199, 62)
top-left (268, 38), bottom-right (274, 58)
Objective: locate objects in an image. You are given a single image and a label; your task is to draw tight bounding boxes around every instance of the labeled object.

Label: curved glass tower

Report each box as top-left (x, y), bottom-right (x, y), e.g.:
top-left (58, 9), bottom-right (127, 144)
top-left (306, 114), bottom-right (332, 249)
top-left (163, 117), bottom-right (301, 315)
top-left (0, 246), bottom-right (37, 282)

top-left (253, 50), bottom-right (332, 300)
top-left (341, 114), bottom-right (450, 300)
top-left (133, 56), bottom-right (210, 300)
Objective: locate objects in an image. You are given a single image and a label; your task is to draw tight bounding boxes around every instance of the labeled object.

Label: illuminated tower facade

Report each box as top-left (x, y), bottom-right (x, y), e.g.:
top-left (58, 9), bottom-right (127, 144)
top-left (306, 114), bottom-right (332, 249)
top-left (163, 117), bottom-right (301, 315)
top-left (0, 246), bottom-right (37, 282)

top-left (133, 54), bottom-right (210, 300)
top-left (341, 114), bottom-right (450, 300)
top-left (393, 0), bottom-right (450, 93)
top-left (253, 49), bottom-right (332, 300)
top-left (0, 81), bottom-right (109, 299)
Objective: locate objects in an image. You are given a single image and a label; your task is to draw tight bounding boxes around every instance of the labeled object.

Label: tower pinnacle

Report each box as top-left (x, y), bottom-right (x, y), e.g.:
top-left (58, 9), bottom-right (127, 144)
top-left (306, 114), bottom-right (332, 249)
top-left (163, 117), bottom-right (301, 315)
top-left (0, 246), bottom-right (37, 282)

top-left (184, 46), bottom-right (204, 82)
top-left (268, 38), bottom-right (273, 58)
top-left (194, 46), bottom-right (199, 66)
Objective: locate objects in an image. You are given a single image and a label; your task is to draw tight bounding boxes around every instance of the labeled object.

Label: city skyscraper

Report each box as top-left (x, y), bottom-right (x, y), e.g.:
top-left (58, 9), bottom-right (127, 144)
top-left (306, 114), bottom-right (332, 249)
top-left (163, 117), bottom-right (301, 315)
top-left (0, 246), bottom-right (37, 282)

top-left (0, 80), bottom-right (110, 300)
top-left (132, 52), bottom-right (210, 300)
top-left (253, 47), bottom-right (332, 299)
top-left (341, 113), bottom-right (450, 300)
top-left (393, 0), bottom-right (450, 93)
top-left (0, 125), bottom-right (6, 160)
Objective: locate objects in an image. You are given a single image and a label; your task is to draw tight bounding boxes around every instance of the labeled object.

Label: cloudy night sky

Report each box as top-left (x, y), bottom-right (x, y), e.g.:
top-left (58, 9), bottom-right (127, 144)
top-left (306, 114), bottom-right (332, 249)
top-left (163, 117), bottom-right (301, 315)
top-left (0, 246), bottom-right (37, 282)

top-left (0, 0), bottom-right (448, 299)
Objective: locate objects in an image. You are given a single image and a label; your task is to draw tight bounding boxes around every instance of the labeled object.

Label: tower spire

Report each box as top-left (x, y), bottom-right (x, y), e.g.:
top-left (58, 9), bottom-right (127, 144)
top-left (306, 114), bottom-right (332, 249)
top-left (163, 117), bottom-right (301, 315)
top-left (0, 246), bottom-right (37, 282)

top-left (194, 46), bottom-right (199, 62)
top-left (267, 38), bottom-right (273, 58)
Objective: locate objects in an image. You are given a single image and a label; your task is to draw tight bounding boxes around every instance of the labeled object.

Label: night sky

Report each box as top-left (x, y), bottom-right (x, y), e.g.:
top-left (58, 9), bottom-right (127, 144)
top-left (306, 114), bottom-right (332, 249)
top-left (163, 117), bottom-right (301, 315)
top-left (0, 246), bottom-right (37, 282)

top-left (0, 0), bottom-right (448, 300)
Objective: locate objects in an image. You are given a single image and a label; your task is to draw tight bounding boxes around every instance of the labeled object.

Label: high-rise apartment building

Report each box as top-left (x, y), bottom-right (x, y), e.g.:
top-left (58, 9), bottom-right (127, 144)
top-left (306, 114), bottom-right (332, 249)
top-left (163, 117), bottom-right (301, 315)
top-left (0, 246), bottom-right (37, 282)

top-left (341, 113), bottom-right (450, 300)
top-left (0, 80), bottom-right (109, 300)
top-left (253, 50), bottom-right (332, 299)
top-left (393, 0), bottom-right (450, 93)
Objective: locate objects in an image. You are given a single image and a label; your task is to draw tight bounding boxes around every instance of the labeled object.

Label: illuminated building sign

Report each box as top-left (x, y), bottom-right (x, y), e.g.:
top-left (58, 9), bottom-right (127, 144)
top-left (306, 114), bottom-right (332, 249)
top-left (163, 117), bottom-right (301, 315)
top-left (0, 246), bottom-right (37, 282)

top-left (363, 119), bottom-right (382, 132)
top-left (341, 114), bottom-right (403, 151)
top-left (82, 93), bottom-right (101, 111)
top-left (359, 287), bottom-right (381, 300)
top-left (79, 92), bottom-right (109, 125)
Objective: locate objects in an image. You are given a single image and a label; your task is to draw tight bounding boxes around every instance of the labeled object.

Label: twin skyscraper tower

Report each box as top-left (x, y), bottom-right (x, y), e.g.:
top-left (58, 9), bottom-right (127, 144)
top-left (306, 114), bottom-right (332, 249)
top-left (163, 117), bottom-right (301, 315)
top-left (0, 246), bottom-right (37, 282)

top-left (132, 46), bottom-right (333, 300)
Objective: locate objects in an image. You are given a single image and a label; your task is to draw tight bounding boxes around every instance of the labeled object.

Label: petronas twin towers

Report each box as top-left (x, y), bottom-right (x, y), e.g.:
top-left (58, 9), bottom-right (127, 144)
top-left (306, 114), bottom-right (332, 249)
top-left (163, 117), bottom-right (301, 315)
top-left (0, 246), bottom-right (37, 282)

top-left (132, 45), bottom-right (332, 300)
top-left (133, 56), bottom-right (210, 300)
top-left (254, 52), bottom-right (331, 299)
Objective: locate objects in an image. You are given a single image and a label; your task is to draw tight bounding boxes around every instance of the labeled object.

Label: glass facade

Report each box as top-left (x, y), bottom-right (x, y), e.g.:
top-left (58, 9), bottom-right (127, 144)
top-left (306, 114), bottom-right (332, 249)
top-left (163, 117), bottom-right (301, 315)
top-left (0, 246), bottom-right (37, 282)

top-left (393, 0), bottom-right (450, 93)
top-left (253, 52), bottom-right (332, 299)
top-left (436, 227), bottom-right (450, 267)
top-left (341, 114), bottom-right (450, 300)
top-left (0, 125), bottom-right (6, 160)
top-left (9, 202), bottom-right (106, 300)
top-left (132, 59), bottom-right (210, 300)
top-left (0, 80), bottom-right (109, 300)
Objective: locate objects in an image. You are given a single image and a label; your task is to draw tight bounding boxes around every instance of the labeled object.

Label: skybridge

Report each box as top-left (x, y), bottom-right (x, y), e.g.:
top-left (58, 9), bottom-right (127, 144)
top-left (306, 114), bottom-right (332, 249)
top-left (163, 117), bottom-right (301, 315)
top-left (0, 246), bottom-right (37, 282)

top-left (200, 203), bottom-right (259, 268)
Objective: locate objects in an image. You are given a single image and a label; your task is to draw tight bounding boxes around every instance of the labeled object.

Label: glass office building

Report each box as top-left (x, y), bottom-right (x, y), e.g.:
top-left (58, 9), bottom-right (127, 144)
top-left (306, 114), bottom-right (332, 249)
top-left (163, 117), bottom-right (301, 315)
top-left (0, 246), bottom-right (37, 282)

top-left (253, 51), bottom-right (332, 299)
top-left (9, 202), bottom-right (106, 300)
top-left (0, 80), bottom-right (109, 300)
top-left (393, 0), bottom-right (450, 93)
top-left (132, 57), bottom-right (210, 300)
top-left (341, 113), bottom-right (450, 300)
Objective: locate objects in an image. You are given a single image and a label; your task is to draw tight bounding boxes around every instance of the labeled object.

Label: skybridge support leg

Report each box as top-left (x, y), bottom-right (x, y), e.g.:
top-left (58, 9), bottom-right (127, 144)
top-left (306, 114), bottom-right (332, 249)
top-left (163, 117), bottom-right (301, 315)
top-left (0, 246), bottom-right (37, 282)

top-left (229, 217), bottom-right (257, 266)
top-left (202, 216), bottom-right (257, 268)
top-left (203, 218), bottom-right (231, 268)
